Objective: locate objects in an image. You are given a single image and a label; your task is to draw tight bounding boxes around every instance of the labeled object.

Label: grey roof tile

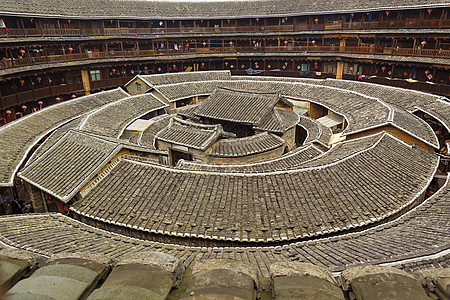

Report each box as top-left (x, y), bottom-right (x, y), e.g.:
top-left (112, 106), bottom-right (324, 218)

top-left (208, 132), bottom-right (285, 157)
top-left (70, 133), bottom-right (437, 243)
top-left (18, 130), bottom-right (159, 202)
top-left (0, 0), bottom-right (447, 19)
top-left (155, 117), bottom-right (223, 151)
top-left (0, 88), bottom-right (129, 186)
top-left (79, 93), bottom-right (168, 138)
top-left (194, 87), bottom-right (281, 126)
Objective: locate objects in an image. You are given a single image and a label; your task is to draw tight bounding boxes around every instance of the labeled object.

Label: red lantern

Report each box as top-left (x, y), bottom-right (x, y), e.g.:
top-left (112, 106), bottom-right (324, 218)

top-left (19, 49), bottom-right (25, 54)
top-left (388, 71), bottom-right (392, 76)
top-left (38, 100), bottom-right (43, 108)
top-left (110, 19), bottom-right (113, 24)
top-left (229, 41), bottom-right (233, 46)
top-left (36, 77), bottom-right (41, 83)
top-left (351, 13), bottom-right (355, 18)
top-left (68, 47), bottom-right (73, 53)
top-left (427, 9), bottom-right (433, 15)
top-left (385, 11), bottom-right (390, 16)
top-left (315, 18), bottom-right (319, 24)
top-left (241, 64), bottom-right (245, 69)
top-left (19, 79), bottom-right (25, 86)
top-left (403, 72), bottom-right (408, 77)
top-left (203, 42), bottom-right (207, 47)
top-left (256, 18), bottom-right (260, 22)
top-left (312, 40), bottom-right (316, 45)
top-left (30, 18), bottom-right (34, 23)
top-left (381, 66), bottom-right (386, 72)
top-left (68, 20), bottom-right (71, 24)
top-left (284, 40), bottom-right (288, 45)
top-left (227, 19), bottom-right (230, 23)
top-left (425, 70), bottom-right (430, 75)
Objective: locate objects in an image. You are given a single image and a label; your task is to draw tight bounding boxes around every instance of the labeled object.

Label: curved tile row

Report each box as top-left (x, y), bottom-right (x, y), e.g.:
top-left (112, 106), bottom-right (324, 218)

top-left (0, 175), bottom-right (447, 277)
top-left (70, 133), bottom-right (438, 243)
top-left (78, 93), bottom-right (168, 138)
top-left (298, 115), bottom-right (332, 148)
top-left (0, 88), bottom-right (129, 186)
top-left (150, 79), bottom-right (438, 148)
top-left (177, 143), bottom-right (322, 172)
top-left (177, 132), bottom-right (381, 173)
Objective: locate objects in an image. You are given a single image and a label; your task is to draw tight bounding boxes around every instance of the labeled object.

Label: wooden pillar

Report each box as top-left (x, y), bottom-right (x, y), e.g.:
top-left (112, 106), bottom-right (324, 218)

top-left (28, 75), bottom-right (36, 100)
top-left (439, 9), bottom-right (446, 28)
top-left (81, 69), bottom-right (91, 95)
top-left (20, 18), bottom-right (27, 36)
top-left (339, 38), bottom-right (346, 52)
top-left (336, 61), bottom-right (344, 79)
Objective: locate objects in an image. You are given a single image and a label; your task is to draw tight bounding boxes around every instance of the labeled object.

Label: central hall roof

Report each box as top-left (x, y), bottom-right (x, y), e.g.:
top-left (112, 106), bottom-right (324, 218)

top-left (194, 87), bottom-right (282, 126)
top-left (254, 108), bottom-right (299, 134)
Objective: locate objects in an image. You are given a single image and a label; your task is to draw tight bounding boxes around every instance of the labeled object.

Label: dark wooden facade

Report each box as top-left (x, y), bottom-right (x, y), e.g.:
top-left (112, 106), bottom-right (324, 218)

top-left (0, 7), bottom-right (449, 122)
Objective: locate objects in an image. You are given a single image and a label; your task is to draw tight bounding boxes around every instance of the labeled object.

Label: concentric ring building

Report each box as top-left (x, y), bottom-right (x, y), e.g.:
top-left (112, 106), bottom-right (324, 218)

top-left (0, 1), bottom-right (449, 299)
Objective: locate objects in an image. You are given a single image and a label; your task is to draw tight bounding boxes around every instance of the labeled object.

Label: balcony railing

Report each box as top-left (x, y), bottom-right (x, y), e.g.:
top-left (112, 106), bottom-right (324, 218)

top-left (0, 77), bottom-right (137, 110)
top-left (1, 45), bottom-right (449, 71)
top-left (0, 83), bottom-right (84, 109)
top-left (1, 18), bottom-right (449, 38)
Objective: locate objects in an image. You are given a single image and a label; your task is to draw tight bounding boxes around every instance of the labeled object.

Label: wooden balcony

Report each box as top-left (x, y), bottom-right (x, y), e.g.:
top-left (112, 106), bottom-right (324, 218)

top-left (1, 45), bottom-right (449, 73)
top-left (1, 18), bottom-right (449, 38)
top-left (366, 76), bottom-right (450, 96)
top-left (0, 83), bottom-right (85, 110)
